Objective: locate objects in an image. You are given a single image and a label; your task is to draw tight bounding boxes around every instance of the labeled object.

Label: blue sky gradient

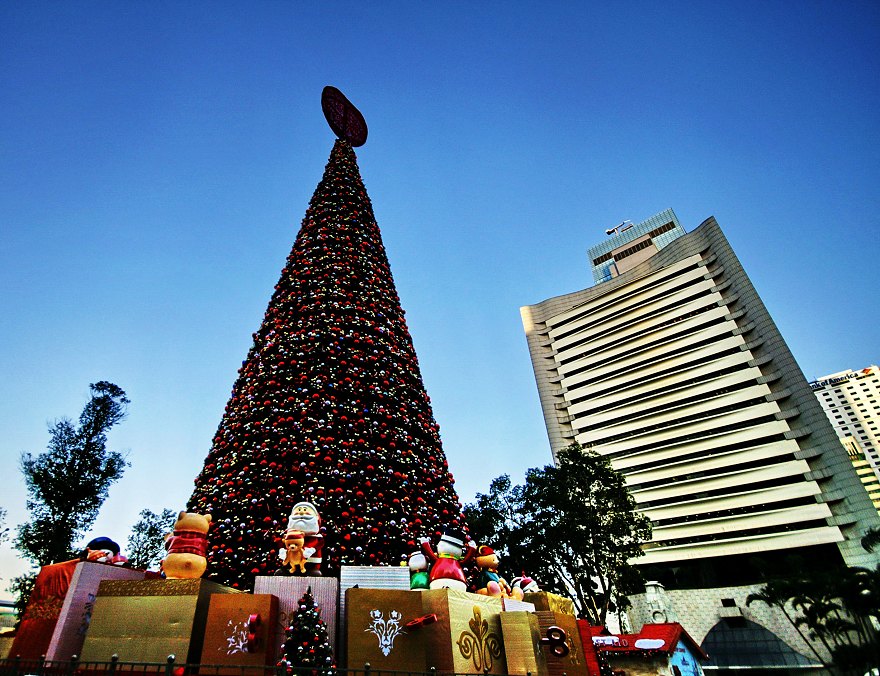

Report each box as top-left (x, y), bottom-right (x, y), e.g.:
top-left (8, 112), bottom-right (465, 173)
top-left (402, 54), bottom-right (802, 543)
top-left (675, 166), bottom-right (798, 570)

top-left (1, 2), bottom-right (878, 585)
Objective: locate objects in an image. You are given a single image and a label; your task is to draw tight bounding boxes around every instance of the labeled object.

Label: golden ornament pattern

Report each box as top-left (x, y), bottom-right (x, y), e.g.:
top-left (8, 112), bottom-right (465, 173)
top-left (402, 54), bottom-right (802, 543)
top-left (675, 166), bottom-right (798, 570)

top-left (456, 606), bottom-right (502, 672)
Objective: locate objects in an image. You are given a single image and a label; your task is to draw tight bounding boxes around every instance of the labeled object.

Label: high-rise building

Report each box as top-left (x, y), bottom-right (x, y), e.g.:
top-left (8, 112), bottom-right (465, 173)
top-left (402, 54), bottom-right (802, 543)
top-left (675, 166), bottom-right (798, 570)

top-left (839, 436), bottom-right (880, 513)
top-left (811, 365), bottom-right (880, 474)
top-left (521, 210), bottom-right (880, 667)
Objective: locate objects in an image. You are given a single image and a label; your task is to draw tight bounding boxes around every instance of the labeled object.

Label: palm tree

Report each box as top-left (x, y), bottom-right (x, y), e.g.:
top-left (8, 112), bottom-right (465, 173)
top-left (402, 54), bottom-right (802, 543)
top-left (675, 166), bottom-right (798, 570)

top-left (746, 578), bottom-right (831, 670)
top-left (862, 527), bottom-right (880, 553)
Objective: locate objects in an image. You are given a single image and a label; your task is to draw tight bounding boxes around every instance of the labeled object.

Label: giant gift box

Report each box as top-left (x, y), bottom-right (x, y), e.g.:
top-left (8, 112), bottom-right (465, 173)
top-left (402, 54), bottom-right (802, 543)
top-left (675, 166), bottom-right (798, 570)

top-left (345, 588), bottom-right (428, 670)
top-left (522, 591), bottom-right (576, 616)
top-left (253, 576), bottom-right (338, 661)
top-left (534, 611), bottom-right (588, 676)
top-left (420, 588), bottom-right (507, 675)
top-left (347, 588), bottom-right (507, 674)
top-left (46, 562), bottom-right (146, 661)
top-left (337, 565), bottom-right (410, 667)
top-left (8, 560), bottom-right (79, 660)
top-left (80, 578), bottom-right (239, 663)
top-left (199, 594), bottom-right (278, 667)
top-left (500, 611), bottom-right (549, 676)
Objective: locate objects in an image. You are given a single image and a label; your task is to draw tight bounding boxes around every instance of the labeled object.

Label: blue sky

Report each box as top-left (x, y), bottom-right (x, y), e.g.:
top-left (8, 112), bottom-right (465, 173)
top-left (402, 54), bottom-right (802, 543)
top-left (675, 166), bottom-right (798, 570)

top-left (1, 2), bottom-right (878, 586)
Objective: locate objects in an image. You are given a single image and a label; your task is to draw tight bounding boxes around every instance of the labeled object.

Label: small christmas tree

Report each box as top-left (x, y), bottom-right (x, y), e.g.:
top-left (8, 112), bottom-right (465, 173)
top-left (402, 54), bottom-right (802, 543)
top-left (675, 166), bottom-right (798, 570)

top-left (279, 586), bottom-right (335, 673)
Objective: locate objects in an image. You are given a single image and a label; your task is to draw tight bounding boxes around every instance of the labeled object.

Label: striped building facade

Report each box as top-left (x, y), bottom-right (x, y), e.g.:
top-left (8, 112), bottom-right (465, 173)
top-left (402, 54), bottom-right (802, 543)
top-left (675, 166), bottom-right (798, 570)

top-left (520, 212), bottom-right (880, 665)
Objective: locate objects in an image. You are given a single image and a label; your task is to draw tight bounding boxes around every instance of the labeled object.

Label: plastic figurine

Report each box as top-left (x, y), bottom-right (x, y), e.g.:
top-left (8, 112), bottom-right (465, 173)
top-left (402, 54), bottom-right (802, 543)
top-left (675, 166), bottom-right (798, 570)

top-left (511, 573), bottom-right (541, 597)
top-left (80, 537), bottom-right (127, 565)
top-left (285, 501), bottom-right (324, 575)
top-left (474, 545), bottom-right (513, 597)
top-left (420, 528), bottom-right (476, 591)
top-left (162, 511), bottom-right (212, 579)
top-left (276, 529), bottom-right (308, 575)
top-left (408, 550), bottom-right (430, 590)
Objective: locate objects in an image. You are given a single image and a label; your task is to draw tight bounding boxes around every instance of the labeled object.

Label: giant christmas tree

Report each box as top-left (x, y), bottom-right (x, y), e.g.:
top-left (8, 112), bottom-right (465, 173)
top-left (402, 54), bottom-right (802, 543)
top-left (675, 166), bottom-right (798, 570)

top-left (188, 89), bottom-right (464, 589)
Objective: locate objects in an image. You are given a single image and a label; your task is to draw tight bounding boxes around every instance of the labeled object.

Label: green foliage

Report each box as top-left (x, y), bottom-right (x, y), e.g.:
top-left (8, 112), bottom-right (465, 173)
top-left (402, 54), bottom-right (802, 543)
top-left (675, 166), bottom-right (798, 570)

top-left (126, 508), bottom-right (177, 570)
top-left (8, 572), bottom-right (37, 623)
top-left (862, 526), bottom-right (880, 552)
top-left (746, 560), bottom-right (880, 673)
top-left (280, 587), bottom-right (335, 670)
top-left (14, 382), bottom-right (130, 567)
top-left (464, 442), bottom-right (652, 625)
top-left (0, 507), bottom-right (8, 545)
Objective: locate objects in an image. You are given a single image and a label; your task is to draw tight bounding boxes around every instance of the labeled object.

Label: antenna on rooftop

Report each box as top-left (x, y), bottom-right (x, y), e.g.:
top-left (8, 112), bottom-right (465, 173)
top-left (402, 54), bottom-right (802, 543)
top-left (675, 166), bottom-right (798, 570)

top-left (605, 220), bottom-right (633, 236)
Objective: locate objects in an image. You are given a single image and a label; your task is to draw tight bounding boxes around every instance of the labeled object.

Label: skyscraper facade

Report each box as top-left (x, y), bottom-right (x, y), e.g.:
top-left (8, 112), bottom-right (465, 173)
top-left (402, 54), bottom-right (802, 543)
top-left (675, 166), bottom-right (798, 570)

top-left (839, 435), bottom-right (880, 513)
top-left (521, 211), bottom-right (880, 665)
top-left (811, 365), bottom-right (880, 477)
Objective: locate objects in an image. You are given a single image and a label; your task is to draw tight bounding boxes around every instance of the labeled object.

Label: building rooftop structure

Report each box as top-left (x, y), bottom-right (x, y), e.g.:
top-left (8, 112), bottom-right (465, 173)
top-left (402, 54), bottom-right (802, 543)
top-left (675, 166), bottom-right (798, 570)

top-left (587, 208), bottom-right (686, 284)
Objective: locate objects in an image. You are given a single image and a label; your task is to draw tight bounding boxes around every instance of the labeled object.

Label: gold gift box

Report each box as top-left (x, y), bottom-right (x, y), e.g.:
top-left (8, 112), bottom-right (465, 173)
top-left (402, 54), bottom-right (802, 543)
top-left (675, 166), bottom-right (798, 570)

top-left (345, 588), bottom-right (428, 671)
top-left (346, 587), bottom-right (508, 674)
top-left (420, 588), bottom-right (507, 675)
top-left (80, 578), bottom-right (239, 664)
top-left (500, 611), bottom-right (549, 676)
top-left (534, 611), bottom-right (588, 676)
top-left (200, 593), bottom-right (278, 667)
top-left (522, 591), bottom-right (576, 616)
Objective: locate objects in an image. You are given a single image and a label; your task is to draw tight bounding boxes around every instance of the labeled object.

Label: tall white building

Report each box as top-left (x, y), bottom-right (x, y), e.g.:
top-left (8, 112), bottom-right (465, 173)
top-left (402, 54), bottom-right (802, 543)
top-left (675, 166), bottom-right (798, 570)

top-left (520, 210), bottom-right (880, 669)
top-left (811, 365), bottom-right (880, 475)
top-left (839, 435), bottom-right (880, 513)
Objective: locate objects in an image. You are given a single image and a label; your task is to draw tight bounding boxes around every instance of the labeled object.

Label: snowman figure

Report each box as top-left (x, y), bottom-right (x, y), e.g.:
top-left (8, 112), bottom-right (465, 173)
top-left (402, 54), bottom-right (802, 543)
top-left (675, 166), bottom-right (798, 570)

top-left (420, 528), bottom-right (476, 591)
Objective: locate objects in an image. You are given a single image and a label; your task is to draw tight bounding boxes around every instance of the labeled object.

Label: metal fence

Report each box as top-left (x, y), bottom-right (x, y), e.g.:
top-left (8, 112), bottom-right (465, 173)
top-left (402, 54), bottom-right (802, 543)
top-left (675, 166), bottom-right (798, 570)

top-left (0, 657), bottom-right (524, 676)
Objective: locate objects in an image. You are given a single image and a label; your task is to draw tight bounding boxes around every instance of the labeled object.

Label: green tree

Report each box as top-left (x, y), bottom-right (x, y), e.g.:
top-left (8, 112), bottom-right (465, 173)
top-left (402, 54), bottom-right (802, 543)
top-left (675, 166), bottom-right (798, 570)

top-left (746, 576), bottom-right (830, 670)
top-left (8, 573), bottom-right (38, 626)
top-left (9, 382), bottom-right (129, 619)
top-left (14, 381), bottom-right (129, 566)
top-left (464, 442), bottom-right (652, 625)
top-left (279, 586), bottom-right (335, 670)
top-left (126, 508), bottom-right (176, 570)
top-left (747, 562), bottom-right (880, 674)
top-left (463, 475), bottom-right (532, 581)
top-left (0, 507), bottom-right (9, 590)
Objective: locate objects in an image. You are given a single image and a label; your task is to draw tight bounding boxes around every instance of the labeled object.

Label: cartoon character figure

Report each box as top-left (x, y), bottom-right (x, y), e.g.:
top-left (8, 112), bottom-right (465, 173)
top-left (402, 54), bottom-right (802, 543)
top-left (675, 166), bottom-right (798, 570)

top-left (511, 574), bottom-right (540, 600)
top-left (474, 545), bottom-right (513, 597)
top-left (162, 511), bottom-right (212, 579)
top-left (284, 501), bottom-right (323, 576)
top-left (408, 551), bottom-right (430, 590)
top-left (420, 528), bottom-right (476, 591)
top-left (80, 537), bottom-right (127, 565)
top-left (276, 529), bottom-right (308, 575)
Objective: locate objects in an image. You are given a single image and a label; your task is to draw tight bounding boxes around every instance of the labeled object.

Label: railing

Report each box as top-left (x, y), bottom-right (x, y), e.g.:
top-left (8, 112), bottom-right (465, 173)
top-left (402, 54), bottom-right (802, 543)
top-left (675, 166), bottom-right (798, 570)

top-left (0, 657), bottom-right (532, 676)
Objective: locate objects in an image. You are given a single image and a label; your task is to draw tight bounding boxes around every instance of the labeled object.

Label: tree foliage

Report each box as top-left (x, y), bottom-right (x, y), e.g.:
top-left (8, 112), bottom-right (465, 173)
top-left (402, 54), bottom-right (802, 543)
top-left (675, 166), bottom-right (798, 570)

top-left (862, 526), bottom-right (880, 553)
top-left (126, 508), bottom-right (177, 570)
top-left (280, 587), bottom-right (336, 670)
top-left (8, 572), bottom-right (38, 625)
top-left (746, 559), bottom-right (880, 673)
top-left (14, 381), bottom-right (130, 567)
top-left (464, 442), bottom-right (652, 625)
top-left (0, 507), bottom-right (8, 545)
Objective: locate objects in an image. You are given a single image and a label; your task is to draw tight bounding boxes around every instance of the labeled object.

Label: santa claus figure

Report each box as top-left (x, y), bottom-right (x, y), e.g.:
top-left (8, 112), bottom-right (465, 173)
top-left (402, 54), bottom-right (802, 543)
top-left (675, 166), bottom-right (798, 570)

top-left (420, 528), bottom-right (476, 591)
top-left (282, 501), bottom-right (324, 576)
